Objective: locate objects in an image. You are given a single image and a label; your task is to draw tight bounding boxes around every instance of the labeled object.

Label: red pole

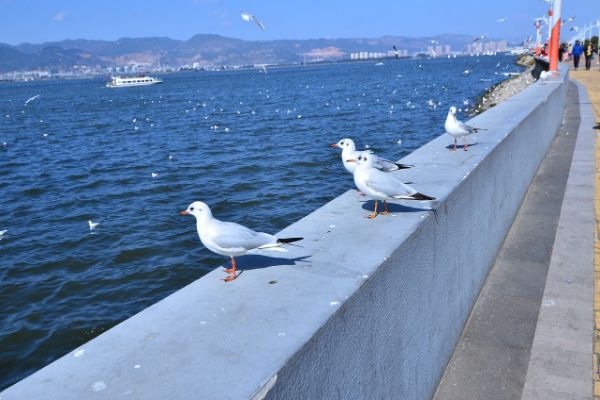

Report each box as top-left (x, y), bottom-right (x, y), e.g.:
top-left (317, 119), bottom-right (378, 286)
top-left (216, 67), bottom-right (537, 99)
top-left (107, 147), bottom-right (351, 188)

top-left (549, 0), bottom-right (562, 72)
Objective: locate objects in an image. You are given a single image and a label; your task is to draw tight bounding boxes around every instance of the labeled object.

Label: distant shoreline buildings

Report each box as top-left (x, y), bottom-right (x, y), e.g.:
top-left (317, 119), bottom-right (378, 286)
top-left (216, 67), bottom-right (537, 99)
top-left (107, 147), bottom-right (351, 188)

top-left (0, 39), bottom-right (517, 82)
top-left (466, 40), bottom-right (508, 55)
top-left (349, 49), bottom-right (409, 60)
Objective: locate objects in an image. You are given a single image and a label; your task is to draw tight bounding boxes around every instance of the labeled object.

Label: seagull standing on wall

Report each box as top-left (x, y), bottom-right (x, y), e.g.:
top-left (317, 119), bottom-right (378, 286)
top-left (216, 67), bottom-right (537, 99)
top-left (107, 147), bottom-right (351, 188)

top-left (349, 154), bottom-right (435, 219)
top-left (240, 12), bottom-right (266, 31)
top-left (329, 138), bottom-right (412, 175)
top-left (444, 106), bottom-right (486, 151)
top-left (180, 201), bottom-right (302, 282)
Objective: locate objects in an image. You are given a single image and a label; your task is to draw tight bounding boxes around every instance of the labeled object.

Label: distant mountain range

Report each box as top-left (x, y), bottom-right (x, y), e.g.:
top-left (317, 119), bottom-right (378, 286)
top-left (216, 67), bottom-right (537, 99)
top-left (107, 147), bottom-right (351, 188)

top-left (0, 33), bottom-right (503, 72)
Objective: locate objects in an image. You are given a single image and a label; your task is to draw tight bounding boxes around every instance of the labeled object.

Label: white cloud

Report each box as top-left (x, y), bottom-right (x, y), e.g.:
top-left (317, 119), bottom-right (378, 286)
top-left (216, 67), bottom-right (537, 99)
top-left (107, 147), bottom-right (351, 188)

top-left (53, 11), bottom-right (67, 22)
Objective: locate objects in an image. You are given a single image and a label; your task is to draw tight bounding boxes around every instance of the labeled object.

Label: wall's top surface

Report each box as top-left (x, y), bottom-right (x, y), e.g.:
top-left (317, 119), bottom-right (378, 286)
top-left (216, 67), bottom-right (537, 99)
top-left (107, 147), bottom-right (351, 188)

top-left (0, 67), bottom-right (569, 400)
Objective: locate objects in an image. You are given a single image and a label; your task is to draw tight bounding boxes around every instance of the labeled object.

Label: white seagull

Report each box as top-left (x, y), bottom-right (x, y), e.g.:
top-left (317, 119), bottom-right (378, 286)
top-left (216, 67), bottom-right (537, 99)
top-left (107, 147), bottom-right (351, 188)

top-left (0, 230), bottom-right (7, 236)
top-left (349, 153), bottom-right (435, 219)
top-left (88, 220), bottom-right (99, 231)
top-left (329, 138), bottom-right (412, 175)
top-left (444, 106), bottom-right (486, 151)
top-left (240, 12), bottom-right (266, 31)
top-left (180, 201), bottom-right (302, 282)
top-left (24, 95), bottom-right (40, 106)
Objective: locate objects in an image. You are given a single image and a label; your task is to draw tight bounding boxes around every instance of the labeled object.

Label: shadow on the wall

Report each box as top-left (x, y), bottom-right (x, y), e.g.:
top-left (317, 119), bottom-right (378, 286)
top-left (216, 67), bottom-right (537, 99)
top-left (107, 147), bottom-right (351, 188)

top-left (445, 142), bottom-right (479, 150)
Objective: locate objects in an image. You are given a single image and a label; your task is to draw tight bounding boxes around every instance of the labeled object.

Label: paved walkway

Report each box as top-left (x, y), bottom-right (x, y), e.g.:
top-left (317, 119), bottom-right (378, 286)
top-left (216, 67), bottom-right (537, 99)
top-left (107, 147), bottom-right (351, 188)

top-left (570, 68), bottom-right (600, 399)
top-left (520, 78), bottom-right (595, 399)
top-left (433, 81), bottom-right (584, 400)
top-left (435, 68), bottom-right (600, 399)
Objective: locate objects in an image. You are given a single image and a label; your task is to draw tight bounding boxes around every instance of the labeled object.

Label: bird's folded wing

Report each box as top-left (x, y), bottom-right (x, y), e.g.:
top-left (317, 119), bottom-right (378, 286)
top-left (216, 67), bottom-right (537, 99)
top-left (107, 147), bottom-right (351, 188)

top-left (212, 223), bottom-right (273, 251)
top-left (373, 157), bottom-right (399, 171)
top-left (456, 120), bottom-right (475, 133)
top-left (366, 173), bottom-right (416, 197)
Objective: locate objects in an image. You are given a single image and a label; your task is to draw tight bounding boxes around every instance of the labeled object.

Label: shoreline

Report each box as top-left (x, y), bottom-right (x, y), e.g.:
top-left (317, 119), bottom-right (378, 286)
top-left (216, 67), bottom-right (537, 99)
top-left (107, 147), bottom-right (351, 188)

top-left (470, 54), bottom-right (535, 115)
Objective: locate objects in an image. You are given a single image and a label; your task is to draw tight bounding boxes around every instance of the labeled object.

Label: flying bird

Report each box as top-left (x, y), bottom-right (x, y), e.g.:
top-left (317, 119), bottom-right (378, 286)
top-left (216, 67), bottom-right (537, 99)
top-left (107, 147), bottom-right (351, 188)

top-left (570, 26), bottom-right (579, 32)
top-left (497, 17), bottom-right (507, 23)
top-left (473, 34), bottom-right (486, 42)
top-left (444, 106), bottom-right (486, 151)
top-left (349, 153), bottom-right (435, 219)
top-left (392, 45), bottom-right (399, 59)
top-left (24, 95), bottom-right (40, 106)
top-left (88, 220), bottom-right (99, 231)
top-left (240, 12), bottom-right (266, 31)
top-left (180, 201), bottom-right (302, 282)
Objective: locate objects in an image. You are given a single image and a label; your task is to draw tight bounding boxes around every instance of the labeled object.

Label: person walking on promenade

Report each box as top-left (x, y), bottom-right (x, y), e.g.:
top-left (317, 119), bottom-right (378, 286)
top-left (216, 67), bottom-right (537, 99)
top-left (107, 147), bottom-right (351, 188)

top-left (572, 40), bottom-right (584, 69)
top-left (585, 42), bottom-right (596, 70)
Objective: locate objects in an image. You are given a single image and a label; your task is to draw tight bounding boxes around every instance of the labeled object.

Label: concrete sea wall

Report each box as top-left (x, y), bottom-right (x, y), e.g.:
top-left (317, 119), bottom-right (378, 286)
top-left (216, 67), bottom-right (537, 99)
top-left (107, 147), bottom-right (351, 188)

top-left (0, 67), bottom-right (569, 400)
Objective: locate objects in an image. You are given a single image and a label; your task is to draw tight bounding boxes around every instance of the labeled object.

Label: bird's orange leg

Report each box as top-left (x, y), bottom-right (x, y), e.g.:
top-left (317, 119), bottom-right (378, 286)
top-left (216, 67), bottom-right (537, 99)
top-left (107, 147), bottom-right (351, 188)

top-left (367, 201), bottom-right (379, 219)
top-left (452, 138), bottom-right (457, 151)
top-left (224, 256), bottom-right (235, 273)
top-left (224, 257), bottom-right (237, 282)
top-left (463, 137), bottom-right (468, 151)
top-left (380, 200), bottom-right (390, 215)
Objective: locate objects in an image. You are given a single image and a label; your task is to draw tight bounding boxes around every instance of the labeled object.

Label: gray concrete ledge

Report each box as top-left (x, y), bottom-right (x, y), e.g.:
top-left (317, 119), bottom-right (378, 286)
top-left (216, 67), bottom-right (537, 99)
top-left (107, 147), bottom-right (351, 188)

top-left (0, 66), bottom-right (570, 400)
top-left (520, 79), bottom-right (595, 400)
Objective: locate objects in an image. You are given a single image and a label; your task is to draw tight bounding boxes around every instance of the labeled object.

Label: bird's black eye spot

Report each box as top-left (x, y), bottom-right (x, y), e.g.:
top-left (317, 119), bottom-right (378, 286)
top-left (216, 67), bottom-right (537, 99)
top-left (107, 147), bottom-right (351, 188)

top-left (190, 207), bottom-right (194, 211)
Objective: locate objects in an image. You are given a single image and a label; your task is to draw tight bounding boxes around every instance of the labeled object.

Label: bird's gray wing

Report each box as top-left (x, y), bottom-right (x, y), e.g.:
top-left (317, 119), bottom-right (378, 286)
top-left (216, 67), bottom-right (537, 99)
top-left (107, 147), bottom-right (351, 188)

top-left (253, 18), bottom-right (266, 31)
top-left (372, 156), bottom-right (412, 171)
top-left (372, 156), bottom-right (399, 171)
top-left (212, 222), bottom-right (274, 250)
top-left (366, 170), bottom-right (417, 198)
top-left (456, 120), bottom-right (476, 133)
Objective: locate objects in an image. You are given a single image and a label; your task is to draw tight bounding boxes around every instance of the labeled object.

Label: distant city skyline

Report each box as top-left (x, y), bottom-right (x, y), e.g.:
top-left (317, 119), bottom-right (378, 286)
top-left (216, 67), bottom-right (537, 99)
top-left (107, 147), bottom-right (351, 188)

top-left (0, 0), bottom-right (595, 45)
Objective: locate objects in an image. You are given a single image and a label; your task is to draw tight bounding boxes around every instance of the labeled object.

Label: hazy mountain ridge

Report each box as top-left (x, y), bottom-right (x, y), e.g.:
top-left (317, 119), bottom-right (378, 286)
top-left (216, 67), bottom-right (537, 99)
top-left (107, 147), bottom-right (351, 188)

top-left (0, 33), bottom-right (495, 72)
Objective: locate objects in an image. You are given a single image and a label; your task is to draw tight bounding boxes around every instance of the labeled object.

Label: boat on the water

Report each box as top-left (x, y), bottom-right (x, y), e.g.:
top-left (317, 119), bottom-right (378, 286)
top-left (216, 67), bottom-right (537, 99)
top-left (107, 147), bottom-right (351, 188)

top-left (106, 75), bottom-right (162, 88)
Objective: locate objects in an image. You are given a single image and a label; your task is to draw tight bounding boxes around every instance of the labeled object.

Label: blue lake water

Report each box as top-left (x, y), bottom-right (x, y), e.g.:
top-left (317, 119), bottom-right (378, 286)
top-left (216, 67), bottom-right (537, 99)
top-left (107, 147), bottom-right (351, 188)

top-left (0, 55), bottom-right (520, 389)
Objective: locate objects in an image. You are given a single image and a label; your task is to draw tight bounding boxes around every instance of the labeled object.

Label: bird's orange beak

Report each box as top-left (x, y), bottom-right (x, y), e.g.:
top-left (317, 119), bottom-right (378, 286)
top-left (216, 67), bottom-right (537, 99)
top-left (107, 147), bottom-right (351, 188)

top-left (329, 143), bottom-right (339, 148)
top-left (179, 210), bottom-right (189, 216)
top-left (346, 159), bottom-right (356, 163)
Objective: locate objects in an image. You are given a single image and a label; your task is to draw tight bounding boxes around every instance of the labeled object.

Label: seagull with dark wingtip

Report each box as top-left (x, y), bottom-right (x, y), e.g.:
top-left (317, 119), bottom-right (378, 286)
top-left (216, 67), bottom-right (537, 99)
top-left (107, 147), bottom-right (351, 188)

top-left (444, 106), bottom-right (486, 151)
top-left (348, 153), bottom-right (435, 219)
top-left (330, 138), bottom-right (412, 175)
top-left (240, 12), bottom-right (266, 31)
top-left (180, 201), bottom-right (302, 282)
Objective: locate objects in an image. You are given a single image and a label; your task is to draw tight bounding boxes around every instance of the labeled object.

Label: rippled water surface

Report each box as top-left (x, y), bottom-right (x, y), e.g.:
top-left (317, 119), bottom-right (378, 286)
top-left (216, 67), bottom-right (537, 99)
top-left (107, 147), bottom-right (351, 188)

top-left (0, 55), bottom-right (519, 389)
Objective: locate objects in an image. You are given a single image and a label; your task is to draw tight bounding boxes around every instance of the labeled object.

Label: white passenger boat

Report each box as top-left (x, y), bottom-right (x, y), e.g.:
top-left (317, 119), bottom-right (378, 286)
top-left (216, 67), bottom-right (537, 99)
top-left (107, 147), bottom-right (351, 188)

top-left (106, 75), bottom-right (162, 88)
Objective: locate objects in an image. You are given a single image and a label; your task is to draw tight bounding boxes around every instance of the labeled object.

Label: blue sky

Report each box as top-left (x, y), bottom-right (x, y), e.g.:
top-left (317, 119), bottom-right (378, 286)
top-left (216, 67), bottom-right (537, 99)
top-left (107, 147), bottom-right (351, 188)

top-left (0, 0), bottom-right (596, 45)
